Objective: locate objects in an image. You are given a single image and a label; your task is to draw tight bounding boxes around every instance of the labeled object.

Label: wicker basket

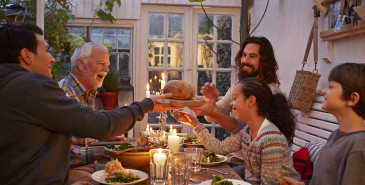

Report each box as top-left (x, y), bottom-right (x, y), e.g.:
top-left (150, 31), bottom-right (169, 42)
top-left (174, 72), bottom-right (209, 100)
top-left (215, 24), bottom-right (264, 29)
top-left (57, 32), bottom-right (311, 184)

top-left (288, 70), bottom-right (321, 112)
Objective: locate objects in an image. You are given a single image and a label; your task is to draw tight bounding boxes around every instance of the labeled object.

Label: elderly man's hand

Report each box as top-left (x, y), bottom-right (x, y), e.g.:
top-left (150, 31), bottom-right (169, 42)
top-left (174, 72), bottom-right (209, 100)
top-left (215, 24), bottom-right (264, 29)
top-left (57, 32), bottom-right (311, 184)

top-left (92, 146), bottom-right (110, 161)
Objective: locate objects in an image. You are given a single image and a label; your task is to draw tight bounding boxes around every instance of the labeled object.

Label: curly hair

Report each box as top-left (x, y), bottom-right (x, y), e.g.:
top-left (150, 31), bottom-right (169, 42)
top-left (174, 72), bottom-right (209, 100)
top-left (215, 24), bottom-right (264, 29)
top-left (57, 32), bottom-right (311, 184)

top-left (0, 23), bottom-right (43, 64)
top-left (328, 63), bottom-right (365, 119)
top-left (234, 36), bottom-right (279, 85)
top-left (238, 77), bottom-right (295, 143)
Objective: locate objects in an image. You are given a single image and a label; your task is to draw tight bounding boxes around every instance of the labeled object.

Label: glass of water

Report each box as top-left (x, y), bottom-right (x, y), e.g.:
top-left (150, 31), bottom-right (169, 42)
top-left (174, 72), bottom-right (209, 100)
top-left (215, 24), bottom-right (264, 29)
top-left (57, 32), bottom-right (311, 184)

top-left (183, 148), bottom-right (203, 172)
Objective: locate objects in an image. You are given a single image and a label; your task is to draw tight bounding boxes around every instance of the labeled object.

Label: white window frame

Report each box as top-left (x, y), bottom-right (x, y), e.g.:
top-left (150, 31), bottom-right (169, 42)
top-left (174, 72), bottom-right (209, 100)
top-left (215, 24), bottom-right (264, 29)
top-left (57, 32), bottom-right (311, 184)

top-left (138, 5), bottom-right (240, 138)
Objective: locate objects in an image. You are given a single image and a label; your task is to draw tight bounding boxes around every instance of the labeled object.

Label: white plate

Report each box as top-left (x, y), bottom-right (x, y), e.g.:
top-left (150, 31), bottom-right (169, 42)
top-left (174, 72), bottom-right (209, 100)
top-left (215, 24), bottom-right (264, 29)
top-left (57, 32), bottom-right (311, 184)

top-left (201, 154), bottom-right (227, 166)
top-left (199, 179), bottom-right (251, 185)
top-left (91, 169), bottom-right (148, 185)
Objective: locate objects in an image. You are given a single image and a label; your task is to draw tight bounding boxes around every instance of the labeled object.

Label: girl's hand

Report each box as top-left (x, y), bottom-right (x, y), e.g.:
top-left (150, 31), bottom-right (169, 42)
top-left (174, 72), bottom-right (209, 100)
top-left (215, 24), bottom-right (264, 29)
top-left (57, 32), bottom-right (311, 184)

top-left (171, 110), bottom-right (199, 128)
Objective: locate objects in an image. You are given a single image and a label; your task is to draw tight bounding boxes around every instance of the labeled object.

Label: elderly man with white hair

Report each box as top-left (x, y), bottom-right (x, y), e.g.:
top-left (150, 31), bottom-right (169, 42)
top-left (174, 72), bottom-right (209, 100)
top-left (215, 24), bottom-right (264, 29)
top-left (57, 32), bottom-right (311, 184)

top-left (59, 42), bottom-right (124, 184)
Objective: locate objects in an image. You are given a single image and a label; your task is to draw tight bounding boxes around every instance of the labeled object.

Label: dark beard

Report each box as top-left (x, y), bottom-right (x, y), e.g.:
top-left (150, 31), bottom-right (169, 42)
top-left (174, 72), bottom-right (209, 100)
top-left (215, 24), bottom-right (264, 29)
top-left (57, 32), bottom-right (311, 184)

top-left (237, 63), bottom-right (260, 81)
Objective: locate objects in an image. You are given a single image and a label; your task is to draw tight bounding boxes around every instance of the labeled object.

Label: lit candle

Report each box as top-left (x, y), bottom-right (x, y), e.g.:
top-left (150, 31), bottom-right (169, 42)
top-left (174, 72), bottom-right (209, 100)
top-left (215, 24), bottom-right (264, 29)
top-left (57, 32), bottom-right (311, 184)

top-left (146, 83), bottom-right (150, 98)
top-left (153, 149), bottom-right (167, 178)
top-left (146, 124), bottom-right (150, 135)
top-left (161, 73), bottom-right (165, 89)
top-left (169, 125), bottom-right (172, 133)
top-left (168, 129), bottom-right (180, 153)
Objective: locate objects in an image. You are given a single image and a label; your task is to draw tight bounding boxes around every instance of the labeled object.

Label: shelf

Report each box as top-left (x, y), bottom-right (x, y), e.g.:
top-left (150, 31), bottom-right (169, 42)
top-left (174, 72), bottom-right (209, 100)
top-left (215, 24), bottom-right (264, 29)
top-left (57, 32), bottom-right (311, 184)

top-left (320, 20), bottom-right (365, 41)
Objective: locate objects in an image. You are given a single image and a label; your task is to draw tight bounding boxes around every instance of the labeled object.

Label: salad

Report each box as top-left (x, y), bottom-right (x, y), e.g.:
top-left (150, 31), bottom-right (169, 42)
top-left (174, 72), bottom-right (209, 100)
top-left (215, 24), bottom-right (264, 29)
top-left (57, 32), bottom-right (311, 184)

top-left (104, 159), bottom-right (140, 183)
top-left (184, 136), bottom-right (201, 144)
top-left (106, 144), bottom-right (146, 152)
top-left (211, 175), bottom-right (233, 185)
top-left (202, 151), bottom-right (221, 163)
top-left (105, 171), bottom-right (140, 183)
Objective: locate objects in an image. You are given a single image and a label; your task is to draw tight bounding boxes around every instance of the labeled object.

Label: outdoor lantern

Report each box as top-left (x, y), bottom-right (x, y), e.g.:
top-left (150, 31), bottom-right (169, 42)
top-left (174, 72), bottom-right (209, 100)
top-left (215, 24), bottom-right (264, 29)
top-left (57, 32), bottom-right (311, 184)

top-left (117, 77), bottom-right (134, 107)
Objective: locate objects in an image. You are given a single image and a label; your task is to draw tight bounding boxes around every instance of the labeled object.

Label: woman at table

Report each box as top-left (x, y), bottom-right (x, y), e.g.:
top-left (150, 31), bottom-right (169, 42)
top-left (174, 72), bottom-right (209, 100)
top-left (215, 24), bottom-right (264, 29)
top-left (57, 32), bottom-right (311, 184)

top-left (173, 77), bottom-right (300, 185)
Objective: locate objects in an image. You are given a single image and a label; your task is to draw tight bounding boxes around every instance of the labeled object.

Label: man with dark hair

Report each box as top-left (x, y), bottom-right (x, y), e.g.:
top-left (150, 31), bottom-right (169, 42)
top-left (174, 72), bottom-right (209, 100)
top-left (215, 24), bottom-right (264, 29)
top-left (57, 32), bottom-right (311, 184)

top-left (0, 23), bottom-right (171, 185)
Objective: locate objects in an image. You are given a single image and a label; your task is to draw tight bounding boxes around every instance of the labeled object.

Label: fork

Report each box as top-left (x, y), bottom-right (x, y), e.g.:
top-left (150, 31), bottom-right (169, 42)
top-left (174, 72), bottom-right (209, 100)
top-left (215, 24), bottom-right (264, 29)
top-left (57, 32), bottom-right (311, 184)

top-left (201, 167), bottom-right (229, 175)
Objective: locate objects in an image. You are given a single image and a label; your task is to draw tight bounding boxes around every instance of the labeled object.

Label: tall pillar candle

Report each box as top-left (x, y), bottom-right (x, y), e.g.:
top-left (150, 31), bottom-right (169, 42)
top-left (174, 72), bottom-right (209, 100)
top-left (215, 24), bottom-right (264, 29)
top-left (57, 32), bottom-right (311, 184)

top-left (168, 129), bottom-right (180, 152)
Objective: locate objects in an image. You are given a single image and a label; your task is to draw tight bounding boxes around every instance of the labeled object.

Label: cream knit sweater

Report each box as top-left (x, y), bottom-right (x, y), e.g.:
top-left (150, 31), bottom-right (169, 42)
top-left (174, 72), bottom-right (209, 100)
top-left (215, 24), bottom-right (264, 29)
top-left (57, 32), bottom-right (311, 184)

top-left (193, 118), bottom-right (300, 185)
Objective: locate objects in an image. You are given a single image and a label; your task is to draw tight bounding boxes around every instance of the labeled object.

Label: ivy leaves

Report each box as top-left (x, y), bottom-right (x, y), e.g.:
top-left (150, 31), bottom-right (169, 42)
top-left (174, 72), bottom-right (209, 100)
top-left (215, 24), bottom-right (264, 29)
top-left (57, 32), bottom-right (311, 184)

top-left (95, 0), bottom-right (121, 23)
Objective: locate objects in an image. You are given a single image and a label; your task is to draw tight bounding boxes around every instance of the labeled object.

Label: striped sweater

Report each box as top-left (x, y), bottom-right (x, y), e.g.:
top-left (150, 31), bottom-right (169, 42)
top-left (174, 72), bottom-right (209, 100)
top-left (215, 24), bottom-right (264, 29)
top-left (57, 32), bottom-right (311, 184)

top-left (193, 118), bottom-right (300, 185)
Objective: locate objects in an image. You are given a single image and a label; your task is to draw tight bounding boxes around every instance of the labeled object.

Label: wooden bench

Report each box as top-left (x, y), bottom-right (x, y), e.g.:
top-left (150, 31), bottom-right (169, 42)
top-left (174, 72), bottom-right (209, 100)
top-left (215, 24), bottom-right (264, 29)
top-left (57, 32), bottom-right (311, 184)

top-left (292, 91), bottom-right (339, 153)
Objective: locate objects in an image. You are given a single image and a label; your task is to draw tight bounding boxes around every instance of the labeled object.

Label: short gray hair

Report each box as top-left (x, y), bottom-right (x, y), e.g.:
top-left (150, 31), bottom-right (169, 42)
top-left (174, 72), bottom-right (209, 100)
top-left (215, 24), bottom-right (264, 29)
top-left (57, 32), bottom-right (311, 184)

top-left (70, 42), bottom-right (108, 71)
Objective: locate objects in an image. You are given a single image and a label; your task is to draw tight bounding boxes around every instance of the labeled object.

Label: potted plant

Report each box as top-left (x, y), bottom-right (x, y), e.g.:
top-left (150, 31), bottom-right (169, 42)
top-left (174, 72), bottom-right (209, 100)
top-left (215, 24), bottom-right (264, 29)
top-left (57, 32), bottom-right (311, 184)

top-left (100, 67), bottom-right (118, 110)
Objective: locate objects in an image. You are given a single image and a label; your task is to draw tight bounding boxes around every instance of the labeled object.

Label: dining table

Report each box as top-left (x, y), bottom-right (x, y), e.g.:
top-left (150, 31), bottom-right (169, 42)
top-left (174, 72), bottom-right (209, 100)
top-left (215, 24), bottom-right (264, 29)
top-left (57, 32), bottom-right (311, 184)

top-left (129, 161), bottom-right (244, 185)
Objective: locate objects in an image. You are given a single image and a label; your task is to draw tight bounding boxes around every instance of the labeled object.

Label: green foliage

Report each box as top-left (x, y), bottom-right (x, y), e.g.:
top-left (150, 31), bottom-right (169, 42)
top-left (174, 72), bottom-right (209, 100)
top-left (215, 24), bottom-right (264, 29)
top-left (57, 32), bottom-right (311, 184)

top-left (67, 33), bottom-right (86, 56)
top-left (95, 0), bottom-right (122, 23)
top-left (102, 41), bottom-right (113, 52)
top-left (189, 0), bottom-right (206, 2)
top-left (101, 67), bottom-right (118, 92)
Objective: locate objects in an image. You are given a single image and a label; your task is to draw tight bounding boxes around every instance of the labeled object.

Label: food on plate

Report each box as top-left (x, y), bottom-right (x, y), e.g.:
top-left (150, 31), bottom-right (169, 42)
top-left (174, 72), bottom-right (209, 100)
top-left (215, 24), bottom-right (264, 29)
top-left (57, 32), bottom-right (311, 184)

top-left (104, 159), bottom-right (140, 183)
top-left (211, 175), bottom-right (233, 185)
top-left (202, 151), bottom-right (221, 163)
top-left (274, 170), bottom-right (288, 185)
top-left (163, 80), bottom-right (196, 100)
top-left (184, 136), bottom-right (201, 144)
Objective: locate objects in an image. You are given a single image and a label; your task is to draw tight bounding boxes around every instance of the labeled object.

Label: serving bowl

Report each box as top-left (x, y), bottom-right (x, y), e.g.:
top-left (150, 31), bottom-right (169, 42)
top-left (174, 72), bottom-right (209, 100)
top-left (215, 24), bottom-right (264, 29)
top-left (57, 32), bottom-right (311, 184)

top-left (105, 147), bottom-right (150, 169)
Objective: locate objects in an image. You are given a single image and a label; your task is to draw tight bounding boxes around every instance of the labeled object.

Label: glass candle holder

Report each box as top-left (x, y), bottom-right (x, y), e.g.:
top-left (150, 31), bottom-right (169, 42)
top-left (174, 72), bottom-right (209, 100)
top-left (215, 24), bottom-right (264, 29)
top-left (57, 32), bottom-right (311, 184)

top-left (150, 148), bottom-right (170, 185)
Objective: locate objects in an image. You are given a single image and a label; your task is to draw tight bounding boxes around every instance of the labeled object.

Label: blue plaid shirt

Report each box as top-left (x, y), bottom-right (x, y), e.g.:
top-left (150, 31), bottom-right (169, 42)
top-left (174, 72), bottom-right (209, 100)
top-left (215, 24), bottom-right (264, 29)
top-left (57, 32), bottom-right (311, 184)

top-left (58, 73), bottom-right (98, 168)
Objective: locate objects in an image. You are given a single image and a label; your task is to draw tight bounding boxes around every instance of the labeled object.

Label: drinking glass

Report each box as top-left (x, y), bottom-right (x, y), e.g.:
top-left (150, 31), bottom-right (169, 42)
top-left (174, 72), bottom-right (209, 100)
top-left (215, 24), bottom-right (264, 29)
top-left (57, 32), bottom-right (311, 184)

top-left (183, 148), bottom-right (203, 172)
top-left (169, 152), bottom-right (192, 185)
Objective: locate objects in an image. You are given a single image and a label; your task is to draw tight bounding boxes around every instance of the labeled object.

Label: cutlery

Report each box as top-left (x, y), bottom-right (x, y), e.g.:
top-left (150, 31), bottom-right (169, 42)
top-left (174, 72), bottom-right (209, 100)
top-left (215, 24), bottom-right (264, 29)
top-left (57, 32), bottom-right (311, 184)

top-left (189, 178), bottom-right (199, 183)
top-left (201, 167), bottom-right (229, 175)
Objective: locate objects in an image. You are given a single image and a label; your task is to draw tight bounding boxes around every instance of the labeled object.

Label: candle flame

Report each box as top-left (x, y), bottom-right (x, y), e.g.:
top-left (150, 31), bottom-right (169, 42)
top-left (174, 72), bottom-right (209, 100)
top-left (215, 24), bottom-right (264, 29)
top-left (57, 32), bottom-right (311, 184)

top-left (158, 148), bottom-right (162, 153)
top-left (162, 72), bottom-right (165, 80)
top-left (147, 83), bottom-right (149, 91)
top-left (173, 129), bottom-right (177, 136)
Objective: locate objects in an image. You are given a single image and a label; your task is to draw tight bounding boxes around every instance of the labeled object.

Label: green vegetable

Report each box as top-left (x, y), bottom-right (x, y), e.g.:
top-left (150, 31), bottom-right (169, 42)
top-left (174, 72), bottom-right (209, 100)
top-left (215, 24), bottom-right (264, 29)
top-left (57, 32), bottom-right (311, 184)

top-left (211, 175), bottom-right (233, 185)
top-left (105, 172), bottom-right (140, 183)
top-left (202, 151), bottom-right (220, 163)
top-left (185, 136), bottom-right (199, 144)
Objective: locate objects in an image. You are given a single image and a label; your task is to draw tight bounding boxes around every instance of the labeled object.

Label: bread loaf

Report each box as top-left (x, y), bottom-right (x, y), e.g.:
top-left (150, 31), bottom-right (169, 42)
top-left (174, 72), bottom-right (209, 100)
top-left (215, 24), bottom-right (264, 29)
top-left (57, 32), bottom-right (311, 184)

top-left (163, 80), bottom-right (196, 100)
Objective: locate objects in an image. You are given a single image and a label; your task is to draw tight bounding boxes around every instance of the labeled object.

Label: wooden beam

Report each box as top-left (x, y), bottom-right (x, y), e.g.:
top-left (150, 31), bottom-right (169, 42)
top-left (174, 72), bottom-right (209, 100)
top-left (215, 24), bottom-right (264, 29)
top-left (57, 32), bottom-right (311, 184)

top-left (36, 0), bottom-right (44, 31)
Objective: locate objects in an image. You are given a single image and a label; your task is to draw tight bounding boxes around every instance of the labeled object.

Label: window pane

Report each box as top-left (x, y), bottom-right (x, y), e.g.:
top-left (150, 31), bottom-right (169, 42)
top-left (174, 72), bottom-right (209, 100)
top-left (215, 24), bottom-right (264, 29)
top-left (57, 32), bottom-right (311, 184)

top-left (198, 15), bottom-right (213, 40)
top-left (167, 42), bottom-right (183, 67)
top-left (148, 42), bottom-right (164, 67)
top-left (105, 28), bottom-right (116, 49)
top-left (149, 13), bottom-right (164, 38)
top-left (168, 14), bottom-right (183, 39)
top-left (216, 43), bottom-right (231, 68)
top-left (148, 71), bottom-right (164, 94)
top-left (70, 27), bottom-right (84, 37)
top-left (167, 71), bottom-right (182, 81)
top-left (109, 53), bottom-right (118, 70)
top-left (197, 43), bottom-right (213, 68)
top-left (216, 72), bottom-right (231, 96)
top-left (197, 71), bottom-right (212, 95)
top-left (91, 28), bottom-right (103, 43)
top-left (118, 29), bottom-right (130, 49)
top-left (148, 112), bottom-right (159, 123)
top-left (119, 54), bottom-right (129, 77)
top-left (217, 15), bottom-right (232, 40)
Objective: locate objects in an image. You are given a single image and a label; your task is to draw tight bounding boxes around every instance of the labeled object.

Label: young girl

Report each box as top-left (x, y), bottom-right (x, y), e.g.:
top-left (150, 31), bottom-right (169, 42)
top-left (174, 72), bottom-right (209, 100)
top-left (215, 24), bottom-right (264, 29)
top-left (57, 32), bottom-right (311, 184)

top-left (174, 77), bottom-right (300, 185)
top-left (283, 63), bottom-right (365, 185)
